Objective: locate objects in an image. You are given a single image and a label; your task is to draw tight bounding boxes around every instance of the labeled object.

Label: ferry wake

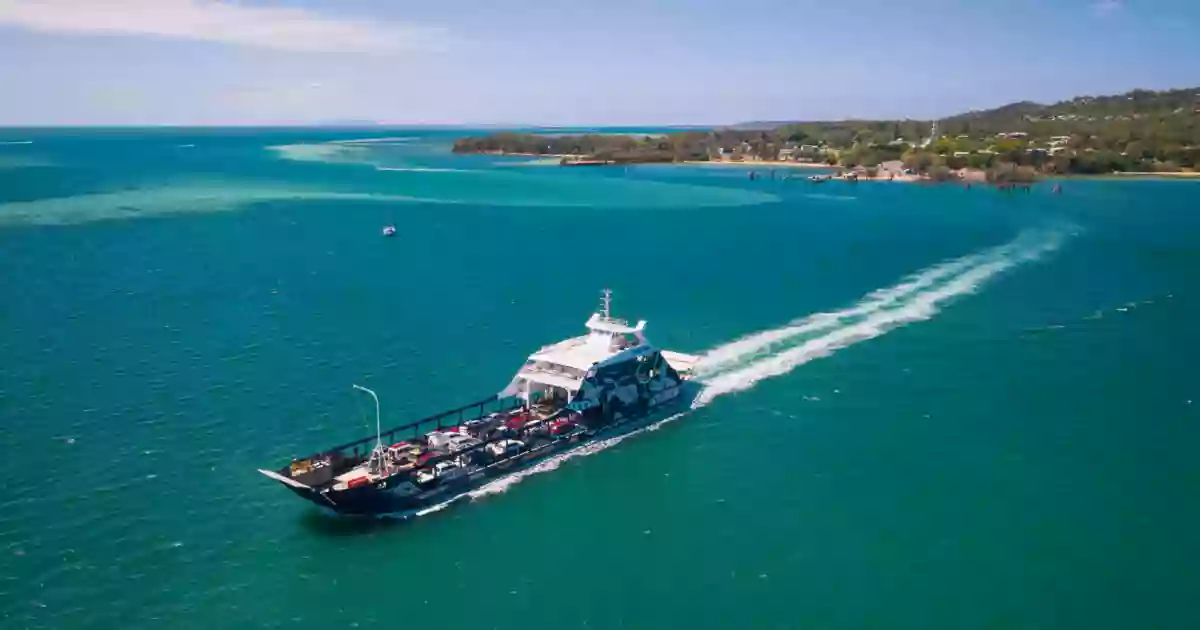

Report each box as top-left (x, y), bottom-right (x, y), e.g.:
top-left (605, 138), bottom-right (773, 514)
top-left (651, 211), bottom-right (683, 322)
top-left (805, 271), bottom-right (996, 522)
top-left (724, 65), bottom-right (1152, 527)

top-left (258, 290), bottom-right (700, 516)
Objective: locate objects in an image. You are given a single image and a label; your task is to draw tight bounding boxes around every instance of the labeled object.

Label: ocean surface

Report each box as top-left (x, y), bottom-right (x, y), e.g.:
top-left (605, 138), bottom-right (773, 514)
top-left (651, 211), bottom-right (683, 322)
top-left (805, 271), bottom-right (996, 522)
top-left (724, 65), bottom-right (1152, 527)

top-left (1, 128), bottom-right (1198, 630)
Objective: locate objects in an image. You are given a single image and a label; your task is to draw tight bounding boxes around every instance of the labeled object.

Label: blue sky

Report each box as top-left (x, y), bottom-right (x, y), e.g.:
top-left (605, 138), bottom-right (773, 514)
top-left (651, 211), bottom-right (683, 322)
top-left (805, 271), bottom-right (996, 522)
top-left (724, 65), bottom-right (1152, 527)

top-left (1, 0), bottom-right (1197, 126)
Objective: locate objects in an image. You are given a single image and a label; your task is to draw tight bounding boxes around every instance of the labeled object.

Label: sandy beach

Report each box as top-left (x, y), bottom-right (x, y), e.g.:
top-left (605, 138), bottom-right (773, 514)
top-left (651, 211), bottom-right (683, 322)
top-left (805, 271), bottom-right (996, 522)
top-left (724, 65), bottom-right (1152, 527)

top-left (1095, 171), bottom-right (1200, 179)
top-left (475, 154), bottom-right (1198, 183)
top-left (685, 160), bottom-right (927, 183)
top-left (682, 158), bottom-right (936, 182)
top-left (683, 159), bottom-right (835, 169)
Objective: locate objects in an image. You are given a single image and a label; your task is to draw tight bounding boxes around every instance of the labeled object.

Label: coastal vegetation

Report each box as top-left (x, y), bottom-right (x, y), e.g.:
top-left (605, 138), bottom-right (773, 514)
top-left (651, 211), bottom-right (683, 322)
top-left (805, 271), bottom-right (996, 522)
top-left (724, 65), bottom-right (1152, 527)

top-left (451, 131), bottom-right (711, 163)
top-left (451, 87), bottom-right (1200, 180)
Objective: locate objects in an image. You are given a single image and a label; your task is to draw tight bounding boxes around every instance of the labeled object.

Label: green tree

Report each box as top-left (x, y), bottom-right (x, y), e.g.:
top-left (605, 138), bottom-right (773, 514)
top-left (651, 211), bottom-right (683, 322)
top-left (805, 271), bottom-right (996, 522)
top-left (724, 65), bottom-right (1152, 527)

top-left (967, 153), bottom-right (995, 169)
top-left (902, 150), bottom-right (935, 173)
top-left (930, 137), bottom-right (957, 155)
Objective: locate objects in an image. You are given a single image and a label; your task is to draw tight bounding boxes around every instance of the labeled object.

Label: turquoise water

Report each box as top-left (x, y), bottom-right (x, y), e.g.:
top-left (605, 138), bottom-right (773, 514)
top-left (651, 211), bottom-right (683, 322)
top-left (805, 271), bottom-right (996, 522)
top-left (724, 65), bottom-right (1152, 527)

top-left (2, 129), bottom-right (1198, 629)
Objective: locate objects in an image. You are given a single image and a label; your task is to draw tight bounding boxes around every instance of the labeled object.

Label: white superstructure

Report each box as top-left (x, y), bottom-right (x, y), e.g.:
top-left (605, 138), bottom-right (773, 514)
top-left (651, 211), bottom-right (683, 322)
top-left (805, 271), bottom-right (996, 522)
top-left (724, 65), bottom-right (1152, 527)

top-left (499, 289), bottom-right (694, 407)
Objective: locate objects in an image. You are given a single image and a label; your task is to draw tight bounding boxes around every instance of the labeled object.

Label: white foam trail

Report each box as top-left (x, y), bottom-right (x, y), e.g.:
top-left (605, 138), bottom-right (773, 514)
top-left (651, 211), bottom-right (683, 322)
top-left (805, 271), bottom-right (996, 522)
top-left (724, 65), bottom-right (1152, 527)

top-left (693, 229), bottom-right (1058, 377)
top-left (406, 412), bottom-right (690, 513)
top-left (414, 226), bottom-right (1067, 513)
top-left (465, 412), bottom-right (689, 499)
top-left (693, 229), bottom-right (1065, 406)
top-left (694, 247), bottom-right (1001, 377)
top-left (0, 140), bottom-right (34, 145)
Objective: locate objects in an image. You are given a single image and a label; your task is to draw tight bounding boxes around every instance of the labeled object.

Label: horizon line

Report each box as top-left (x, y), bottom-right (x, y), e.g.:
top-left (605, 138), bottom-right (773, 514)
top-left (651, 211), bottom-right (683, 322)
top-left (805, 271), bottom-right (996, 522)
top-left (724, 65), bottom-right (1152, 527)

top-left (0, 122), bottom-right (729, 130)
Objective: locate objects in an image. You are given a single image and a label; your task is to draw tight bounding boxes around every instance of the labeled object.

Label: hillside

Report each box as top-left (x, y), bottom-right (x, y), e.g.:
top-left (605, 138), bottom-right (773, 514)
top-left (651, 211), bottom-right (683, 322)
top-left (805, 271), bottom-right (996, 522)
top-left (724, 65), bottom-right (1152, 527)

top-left (756, 87), bottom-right (1200, 175)
top-left (940, 87), bottom-right (1200, 135)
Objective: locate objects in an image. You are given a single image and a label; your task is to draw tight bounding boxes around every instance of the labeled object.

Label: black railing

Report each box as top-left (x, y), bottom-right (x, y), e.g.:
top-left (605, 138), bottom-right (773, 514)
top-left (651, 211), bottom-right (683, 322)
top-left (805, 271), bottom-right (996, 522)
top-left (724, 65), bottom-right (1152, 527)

top-left (282, 377), bottom-right (694, 487)
top-left (313, 395), bottom-right (524, 461)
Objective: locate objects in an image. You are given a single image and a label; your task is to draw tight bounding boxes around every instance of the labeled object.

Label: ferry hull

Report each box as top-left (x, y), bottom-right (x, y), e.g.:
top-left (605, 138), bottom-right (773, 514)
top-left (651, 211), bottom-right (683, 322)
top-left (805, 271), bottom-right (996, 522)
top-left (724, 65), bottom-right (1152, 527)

top-left (294, 479), bottom-right (423, 516)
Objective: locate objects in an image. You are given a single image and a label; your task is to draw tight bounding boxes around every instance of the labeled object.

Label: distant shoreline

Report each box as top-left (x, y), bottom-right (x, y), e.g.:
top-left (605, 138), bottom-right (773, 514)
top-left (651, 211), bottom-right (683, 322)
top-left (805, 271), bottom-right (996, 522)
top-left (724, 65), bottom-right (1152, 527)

top-left (452, 85), bottom-right (1200, 182)
top-left (481, 151), bottom-right (565, 157)
top-left (1073, 171), bottom-right (1200, 180)
top-left (477, 150), bottom-right (1200, 183)
top-left (681, 159), bottom-right (833, 169)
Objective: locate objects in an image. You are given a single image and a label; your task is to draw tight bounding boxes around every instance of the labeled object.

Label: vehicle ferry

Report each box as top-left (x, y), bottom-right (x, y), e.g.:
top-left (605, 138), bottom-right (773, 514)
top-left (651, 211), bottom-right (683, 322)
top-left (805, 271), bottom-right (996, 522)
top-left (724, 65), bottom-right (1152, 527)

top-left (258, 290), bottom-right (699, 516)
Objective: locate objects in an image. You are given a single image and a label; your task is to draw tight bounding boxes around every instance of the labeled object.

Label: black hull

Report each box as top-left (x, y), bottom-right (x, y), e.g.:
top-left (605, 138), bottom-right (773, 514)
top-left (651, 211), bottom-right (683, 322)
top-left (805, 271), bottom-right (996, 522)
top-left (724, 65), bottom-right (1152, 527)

top-left (281, 382), bottom-right (699, 517)
top-left (291, 479), bottom-right (423, 516)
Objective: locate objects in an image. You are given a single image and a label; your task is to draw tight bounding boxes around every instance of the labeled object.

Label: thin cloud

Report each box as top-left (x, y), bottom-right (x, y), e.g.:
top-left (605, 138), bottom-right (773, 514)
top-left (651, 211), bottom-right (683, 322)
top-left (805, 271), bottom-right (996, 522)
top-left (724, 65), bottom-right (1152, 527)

top-left (0, 0), bottom-right (448, 53)
top-left (1092, 0), bottom-right (1124, 17)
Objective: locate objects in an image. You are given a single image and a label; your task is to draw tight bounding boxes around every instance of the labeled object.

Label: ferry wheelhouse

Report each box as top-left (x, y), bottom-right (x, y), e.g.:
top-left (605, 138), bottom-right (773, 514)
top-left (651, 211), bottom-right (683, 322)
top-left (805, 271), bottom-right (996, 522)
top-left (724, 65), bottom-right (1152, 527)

top-left (499, 289), bottom-right (697, 424)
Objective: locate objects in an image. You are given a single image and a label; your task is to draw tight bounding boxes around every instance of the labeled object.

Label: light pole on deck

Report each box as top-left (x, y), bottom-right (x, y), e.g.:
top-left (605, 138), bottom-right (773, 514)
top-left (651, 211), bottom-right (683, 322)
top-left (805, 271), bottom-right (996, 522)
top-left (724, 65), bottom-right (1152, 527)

top-left (353, 384), bottom-right (383, 457)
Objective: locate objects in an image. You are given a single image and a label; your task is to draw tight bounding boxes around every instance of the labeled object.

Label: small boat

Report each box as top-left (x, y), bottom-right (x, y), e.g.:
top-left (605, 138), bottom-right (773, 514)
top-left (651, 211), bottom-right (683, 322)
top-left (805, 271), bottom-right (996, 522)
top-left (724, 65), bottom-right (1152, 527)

top-left (809, 174), bottom-right (831, 183)
top-left (382, 225), bottom-right (397, 237)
